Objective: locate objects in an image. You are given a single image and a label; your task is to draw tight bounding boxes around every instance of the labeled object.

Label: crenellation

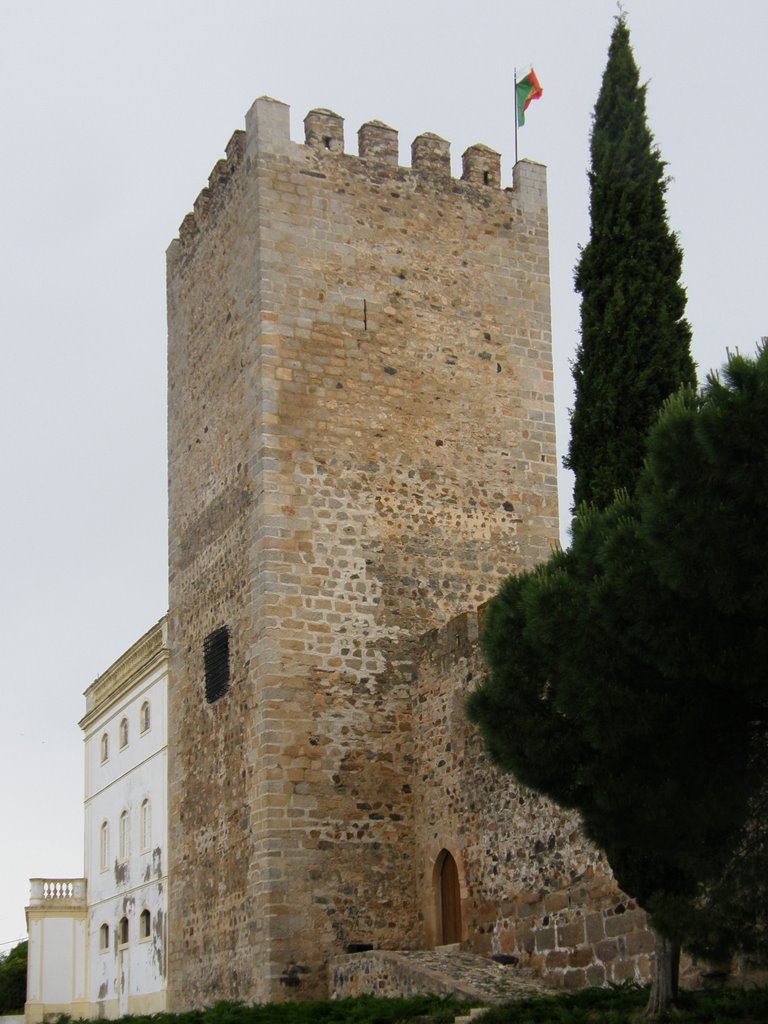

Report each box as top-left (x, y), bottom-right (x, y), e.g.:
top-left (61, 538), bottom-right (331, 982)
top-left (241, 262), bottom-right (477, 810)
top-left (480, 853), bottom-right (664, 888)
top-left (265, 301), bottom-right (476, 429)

top-left (226, 128), bottom-right (246, 167)
top-left (410, 132), bottom-right (451, 179)
top-left (358, 120), bottom-right (398, 165)
top-left (462, 144), bottom-right (501, 188)
top-left (178, 211), bottom-right (198, 245)
top-left (304, 107), bottom-right (344, 154)
top-left (171, 100), bottom-right (549, 271)
top-left (193, 187), bottom-right (211, 224)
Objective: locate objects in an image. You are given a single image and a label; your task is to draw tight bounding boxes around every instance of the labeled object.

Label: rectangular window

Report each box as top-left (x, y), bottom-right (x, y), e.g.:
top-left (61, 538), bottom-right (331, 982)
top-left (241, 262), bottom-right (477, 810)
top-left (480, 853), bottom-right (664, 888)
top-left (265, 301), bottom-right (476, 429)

top-left (100, 822), bottom-right (109, 871)
top-left (204, 626), bottom-right (231, 703)
top-left (141, 799), bottom-right (151, 851)
top-left (119, 811), bottom-right (130, 861)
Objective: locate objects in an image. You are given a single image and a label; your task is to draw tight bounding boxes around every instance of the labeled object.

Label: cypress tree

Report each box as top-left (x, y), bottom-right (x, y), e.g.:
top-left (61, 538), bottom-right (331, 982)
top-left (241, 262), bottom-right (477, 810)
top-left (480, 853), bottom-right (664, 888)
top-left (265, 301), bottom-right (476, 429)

top-left (565, 16), bottom-right (696, 509)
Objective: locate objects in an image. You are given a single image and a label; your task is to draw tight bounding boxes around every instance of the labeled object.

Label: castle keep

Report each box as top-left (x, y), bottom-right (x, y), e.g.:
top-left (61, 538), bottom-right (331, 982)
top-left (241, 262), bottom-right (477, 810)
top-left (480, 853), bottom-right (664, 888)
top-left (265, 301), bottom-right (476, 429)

top-left (27, 95), bottom-right (660, 1021)
top-left (166, 96), bottom-right (559, 1004)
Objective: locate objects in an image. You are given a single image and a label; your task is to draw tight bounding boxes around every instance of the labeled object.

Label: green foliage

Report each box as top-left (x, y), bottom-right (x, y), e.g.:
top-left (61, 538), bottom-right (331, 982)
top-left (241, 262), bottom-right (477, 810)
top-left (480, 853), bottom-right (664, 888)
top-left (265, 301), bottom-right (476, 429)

top-left (53, 994), bottom-right (471, 1024)
top-left (51, 987), bottom-right (768, 1024)
top-left (478, 985), bottom-right (768, 1023)
top-left (565, 15), bottom-right (695, 510)
top-left (469, 345), bottom-right (768, 961)
top-left (0, 939), bottom-right (28, 1013)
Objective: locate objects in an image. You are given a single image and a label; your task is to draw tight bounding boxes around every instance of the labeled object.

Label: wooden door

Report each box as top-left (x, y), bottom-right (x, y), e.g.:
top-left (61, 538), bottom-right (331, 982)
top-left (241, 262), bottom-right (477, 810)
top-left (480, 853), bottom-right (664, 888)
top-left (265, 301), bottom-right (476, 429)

top-left (440, 851), bottom-right (461, 944)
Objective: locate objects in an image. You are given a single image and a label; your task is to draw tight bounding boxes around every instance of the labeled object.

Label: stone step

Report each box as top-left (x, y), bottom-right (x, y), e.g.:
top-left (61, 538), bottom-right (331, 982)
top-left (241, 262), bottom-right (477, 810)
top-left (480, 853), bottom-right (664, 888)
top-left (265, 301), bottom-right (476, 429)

top-left (331, 946), bottom-right (555, 1004)
top-left (455, 1008), bottom-right (488, 1024)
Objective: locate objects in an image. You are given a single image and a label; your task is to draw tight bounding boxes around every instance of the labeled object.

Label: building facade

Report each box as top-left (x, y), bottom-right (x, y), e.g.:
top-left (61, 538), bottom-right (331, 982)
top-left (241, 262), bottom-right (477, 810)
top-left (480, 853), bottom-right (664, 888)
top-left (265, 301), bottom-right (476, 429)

top-left (26, 620), bottom-right (168, 1021)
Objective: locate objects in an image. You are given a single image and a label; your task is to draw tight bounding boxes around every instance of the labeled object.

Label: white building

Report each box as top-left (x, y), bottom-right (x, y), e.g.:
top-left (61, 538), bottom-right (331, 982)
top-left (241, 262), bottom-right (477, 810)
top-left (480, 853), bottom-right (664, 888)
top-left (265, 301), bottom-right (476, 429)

top-left (26, 619), bottom-right (168, 1022)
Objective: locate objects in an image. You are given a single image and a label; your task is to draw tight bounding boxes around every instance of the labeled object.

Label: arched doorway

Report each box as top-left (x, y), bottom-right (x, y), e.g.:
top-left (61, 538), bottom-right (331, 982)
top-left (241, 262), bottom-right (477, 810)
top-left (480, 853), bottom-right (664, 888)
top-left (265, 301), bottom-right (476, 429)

top-left (437, 849), bottom-right (462, 944)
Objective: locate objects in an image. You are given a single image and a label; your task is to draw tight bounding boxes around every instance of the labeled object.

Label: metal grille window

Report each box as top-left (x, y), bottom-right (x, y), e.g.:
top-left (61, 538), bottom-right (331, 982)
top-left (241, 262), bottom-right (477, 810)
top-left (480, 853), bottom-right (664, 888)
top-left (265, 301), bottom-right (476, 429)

top-left (204, 626), bottom-right (230, 703)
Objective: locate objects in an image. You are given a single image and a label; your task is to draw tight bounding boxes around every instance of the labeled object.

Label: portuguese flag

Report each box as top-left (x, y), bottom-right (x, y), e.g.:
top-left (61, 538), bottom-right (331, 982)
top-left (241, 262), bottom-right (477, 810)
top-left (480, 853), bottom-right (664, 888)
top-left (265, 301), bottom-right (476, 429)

top-left (516, 69), bottom-right (543, 126)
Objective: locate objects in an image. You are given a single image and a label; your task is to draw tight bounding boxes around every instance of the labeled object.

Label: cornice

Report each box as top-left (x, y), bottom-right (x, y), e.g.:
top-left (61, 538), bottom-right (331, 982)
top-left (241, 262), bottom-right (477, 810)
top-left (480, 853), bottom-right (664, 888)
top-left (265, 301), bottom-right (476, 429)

top-left (80, 616), bottom-right (168, 731)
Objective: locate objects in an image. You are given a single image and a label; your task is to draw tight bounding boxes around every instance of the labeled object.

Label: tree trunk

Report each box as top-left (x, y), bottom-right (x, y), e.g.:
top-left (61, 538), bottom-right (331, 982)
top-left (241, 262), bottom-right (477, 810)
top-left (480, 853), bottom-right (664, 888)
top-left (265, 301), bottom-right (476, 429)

top-left (644, 930), bottom-right (680, 1019)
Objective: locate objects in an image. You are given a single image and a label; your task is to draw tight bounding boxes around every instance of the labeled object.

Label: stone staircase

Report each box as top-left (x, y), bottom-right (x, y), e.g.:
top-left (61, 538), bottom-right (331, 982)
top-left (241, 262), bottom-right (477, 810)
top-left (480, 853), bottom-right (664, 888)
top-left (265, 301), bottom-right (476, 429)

top-left (331, 944), bottom-right (554, 1019)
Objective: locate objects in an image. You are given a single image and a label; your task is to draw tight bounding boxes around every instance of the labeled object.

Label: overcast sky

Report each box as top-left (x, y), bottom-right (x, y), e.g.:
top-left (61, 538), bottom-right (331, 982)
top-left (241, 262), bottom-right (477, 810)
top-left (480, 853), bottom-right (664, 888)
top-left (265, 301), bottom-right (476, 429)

top-left (1, 0), bottom-right (766, 950)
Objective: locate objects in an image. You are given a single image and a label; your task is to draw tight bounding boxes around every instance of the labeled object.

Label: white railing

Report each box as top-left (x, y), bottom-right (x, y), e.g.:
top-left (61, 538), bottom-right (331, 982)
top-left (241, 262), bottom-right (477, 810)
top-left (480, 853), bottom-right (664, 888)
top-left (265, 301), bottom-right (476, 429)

top-left (29, 878), bottom-right (87, 907)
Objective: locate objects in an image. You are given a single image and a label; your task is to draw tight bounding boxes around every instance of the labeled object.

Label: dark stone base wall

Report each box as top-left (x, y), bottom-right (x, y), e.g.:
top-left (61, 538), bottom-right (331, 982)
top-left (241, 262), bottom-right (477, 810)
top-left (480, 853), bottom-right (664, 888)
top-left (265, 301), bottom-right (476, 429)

top-left (409, 606), bottom-right (656, 990)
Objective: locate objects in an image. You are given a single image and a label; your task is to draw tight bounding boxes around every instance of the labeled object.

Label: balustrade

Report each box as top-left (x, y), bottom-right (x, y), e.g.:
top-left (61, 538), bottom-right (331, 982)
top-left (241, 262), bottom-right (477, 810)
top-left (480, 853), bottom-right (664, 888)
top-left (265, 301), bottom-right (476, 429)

top-left (29, 878), bottom-right (87, 906)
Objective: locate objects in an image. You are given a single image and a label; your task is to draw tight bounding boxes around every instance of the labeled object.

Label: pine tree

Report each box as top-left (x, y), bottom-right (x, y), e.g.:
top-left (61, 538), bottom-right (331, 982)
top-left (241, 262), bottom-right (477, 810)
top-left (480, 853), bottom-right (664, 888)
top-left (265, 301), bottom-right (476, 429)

top-left (469, 345), bottom-right (768, 1016)
top-left (566, 16), bottom-right (696, 510)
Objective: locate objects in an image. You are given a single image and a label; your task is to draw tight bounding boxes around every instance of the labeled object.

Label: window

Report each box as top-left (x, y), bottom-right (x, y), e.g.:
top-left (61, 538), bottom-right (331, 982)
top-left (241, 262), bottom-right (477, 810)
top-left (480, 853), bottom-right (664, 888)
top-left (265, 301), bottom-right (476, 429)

top-left (140, 798), bottom-right (151, 851)
top-left (204, 625), bottom-right (231, 703)
top-left (99, 923), bottom-right (110, 951)
top-left (100, 821), bottom-right (109, 871)
top-left (140, 701), bottom-right (151, 734)
top-left (100, 733), bottom-right (109, 763)
top-left (139, 909), bottom-right (151, 940)
top-left (119, 717), bottom-right (129, 749)
top-left (118, 916), bottom-right (129, 946)
top-left (119, 810), bottom-right (130, 862)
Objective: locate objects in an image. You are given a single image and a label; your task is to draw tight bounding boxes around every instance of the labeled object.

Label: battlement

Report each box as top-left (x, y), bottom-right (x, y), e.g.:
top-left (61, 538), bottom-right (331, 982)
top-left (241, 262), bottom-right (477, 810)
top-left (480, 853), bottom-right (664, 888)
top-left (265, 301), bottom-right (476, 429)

top-left (169, 95), bottom-right (546, 261)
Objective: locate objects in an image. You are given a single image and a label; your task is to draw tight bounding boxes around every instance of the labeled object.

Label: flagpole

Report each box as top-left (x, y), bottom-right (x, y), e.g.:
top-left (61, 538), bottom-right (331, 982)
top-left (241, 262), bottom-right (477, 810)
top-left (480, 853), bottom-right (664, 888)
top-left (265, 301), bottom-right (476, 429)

top-left (514, 66), bottom-right (519, 167)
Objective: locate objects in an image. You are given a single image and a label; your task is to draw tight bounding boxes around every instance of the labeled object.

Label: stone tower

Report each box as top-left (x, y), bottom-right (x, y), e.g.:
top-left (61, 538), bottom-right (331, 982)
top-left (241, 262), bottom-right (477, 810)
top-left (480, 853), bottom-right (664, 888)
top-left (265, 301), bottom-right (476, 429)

top-left (166, 96), bottom-right (557, 1007)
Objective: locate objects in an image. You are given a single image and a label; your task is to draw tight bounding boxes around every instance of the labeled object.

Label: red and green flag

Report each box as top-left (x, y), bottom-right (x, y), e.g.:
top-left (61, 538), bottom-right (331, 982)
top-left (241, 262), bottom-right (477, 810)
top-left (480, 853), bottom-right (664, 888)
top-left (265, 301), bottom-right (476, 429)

top-left (516, 69), bottom-right (543, 126)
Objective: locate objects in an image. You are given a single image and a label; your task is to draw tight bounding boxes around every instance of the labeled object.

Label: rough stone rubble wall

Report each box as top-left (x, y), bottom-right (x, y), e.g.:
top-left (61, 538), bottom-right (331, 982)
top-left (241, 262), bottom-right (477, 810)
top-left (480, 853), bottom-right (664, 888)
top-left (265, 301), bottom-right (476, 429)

top-left (167, 95), bottom-right (558, 1006)
top-left (409, 606), bottom-right (655, 990)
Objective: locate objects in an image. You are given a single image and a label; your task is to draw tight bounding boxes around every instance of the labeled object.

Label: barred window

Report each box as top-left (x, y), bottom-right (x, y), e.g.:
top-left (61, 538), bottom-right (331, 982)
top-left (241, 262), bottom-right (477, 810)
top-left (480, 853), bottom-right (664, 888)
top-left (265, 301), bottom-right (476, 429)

top-left (139, 909), bottom-right (151, 940)
top-left (204, 626), bottom-right (230, 703)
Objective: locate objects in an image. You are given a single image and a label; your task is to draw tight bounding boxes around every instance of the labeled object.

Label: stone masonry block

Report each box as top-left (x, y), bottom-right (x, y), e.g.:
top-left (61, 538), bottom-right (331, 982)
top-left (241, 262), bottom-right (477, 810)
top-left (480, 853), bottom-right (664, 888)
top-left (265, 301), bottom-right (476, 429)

top-left (625, 929), bottom-right (656, 956)
top-left (596, 938), bottom-right (619, 963)
top-left (534, 927), bottom-right (556, 952)
top-left (568, 946), bottom-right (594, 968)
top-left (544, 891), bottom-right (569, 914)
top-left (585, 913), bottom-right (605, 944)
top-left (586, 963), bottom-right (606, 987)
top-left (562, 968), bottom-right (586, 990)
top-left (605, 910), bottom-right (642, 938)
top-left (556, 918), bottom-right (585, 948)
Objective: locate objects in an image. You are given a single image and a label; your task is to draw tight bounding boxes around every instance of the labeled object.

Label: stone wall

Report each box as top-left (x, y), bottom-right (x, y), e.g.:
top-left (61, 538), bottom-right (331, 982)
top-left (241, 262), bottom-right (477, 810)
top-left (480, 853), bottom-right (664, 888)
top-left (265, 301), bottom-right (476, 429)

top-left (408, 607), bottom-right (655, 990)
top-left (167, 95), bottom-right (558, 1006)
